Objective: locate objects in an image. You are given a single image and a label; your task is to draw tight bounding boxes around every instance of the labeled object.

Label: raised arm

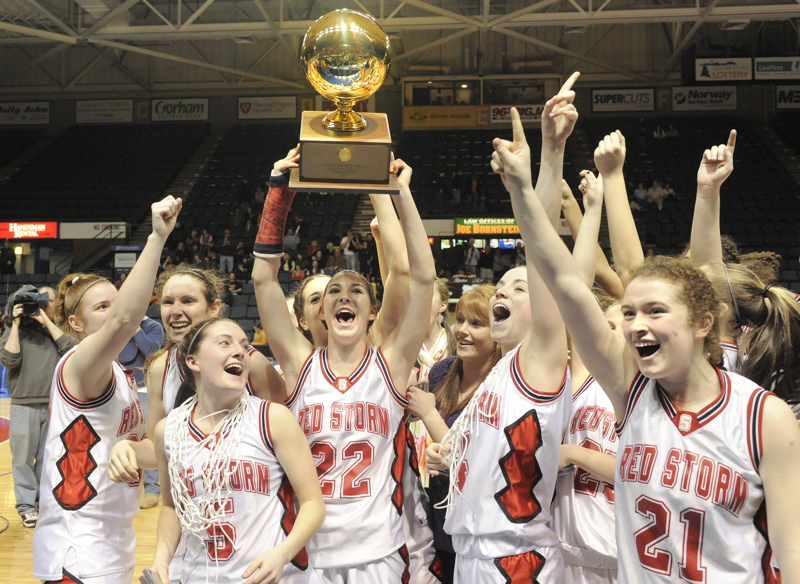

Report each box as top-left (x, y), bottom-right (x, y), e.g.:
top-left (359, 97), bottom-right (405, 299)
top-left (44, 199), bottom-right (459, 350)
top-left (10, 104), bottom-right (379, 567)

top-left (561, 180), bottom-right (623, 297)
top-left (252, 147), bottom-right (314, 389)
top-left (536, 72), bottom-right (580, 226)
top-left (573, 171), bottom-right (605, 289)
top-left (381, 160), bottom-right (436, 393)
top-left (689, 130), bottom-right (736, 266)
top-left (594, 130), bottom-right (644, 285)
top-left (492, 109), bottom-right (632, 416)
top-left (65, 197), bottom-right (180, 401)
top-left (492, 111), bottom-right (568, 391)
top-left (367, 192), bottom-right (411, 345)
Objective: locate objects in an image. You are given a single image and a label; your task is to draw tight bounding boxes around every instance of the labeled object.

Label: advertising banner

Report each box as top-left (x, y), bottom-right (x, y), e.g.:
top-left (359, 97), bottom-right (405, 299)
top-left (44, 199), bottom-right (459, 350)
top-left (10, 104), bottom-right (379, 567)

top-left (76, 100), bottom-right (133, 123)
top-left (151, 98), bottom-right (208, 121)
top-left (776, 86), bottom-right (800, 109)
top-left (0, 102), bottom-right (49, 125)
top-left (695, 58), bottom-right (752, 82)
top-left (0, 222), bottom-right (58, 238)
top-left (455, 217), bottom-right (519, 236)
top-left (238, 96), bottom-right (297, 119)
top-left (489, 105), bottom-right (545, 122)
top-left (60, 222), bottom-right (127, 239)
top-left (754, 57), bottom-right (800, 80)
top-left (672, 86), bottom-right (737, 111)
top-left (592, 89), bottom-right (654, 112)
top-left (403, 106), bottom-right (489, 129)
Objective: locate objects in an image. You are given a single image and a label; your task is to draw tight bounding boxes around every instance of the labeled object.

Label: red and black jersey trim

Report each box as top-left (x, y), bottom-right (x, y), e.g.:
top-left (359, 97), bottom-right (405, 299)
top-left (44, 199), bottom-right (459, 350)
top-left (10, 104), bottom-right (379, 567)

top-left (510, 351), bottom-right (567, 404)
top-left (376, 348), bottom-right (408, 408)
top-left (390, 421), bottom-right (406, 516)
top-left (278, 474), bottom-right (309, 571)
top-left (616, 372), bottom-right (649, 436)
top-left (53, 414), bottom-right (100, 511)
top-left (754, 501), bottom-right (781, 584)
top-left (244, 346), bottom-right (260, 395)
top-left (572, 375), bottom-right (595, 403)
top-left (286, 349), bottom-right (315, 408)
top-left (320, 346), bottom-right (372, 390)
top-left (747, 388), bottom-right (771, 471)
top-left (656, 365), bottom-right (731, 436)
top-left (259, 400), bottom-right (275, 455)
top-left (56, 353), bottom-right (116, 410)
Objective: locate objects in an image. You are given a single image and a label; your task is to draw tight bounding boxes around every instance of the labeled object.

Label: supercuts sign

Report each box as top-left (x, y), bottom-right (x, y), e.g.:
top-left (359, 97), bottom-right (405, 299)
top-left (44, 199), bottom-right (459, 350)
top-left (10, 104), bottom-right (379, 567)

top-left (0, 222), bottom-right (58, 238)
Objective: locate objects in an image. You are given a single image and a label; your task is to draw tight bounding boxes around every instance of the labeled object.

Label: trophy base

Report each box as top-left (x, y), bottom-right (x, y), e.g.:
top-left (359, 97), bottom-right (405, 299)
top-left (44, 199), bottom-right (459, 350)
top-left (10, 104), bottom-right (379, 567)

top-left (289, 168), bottom-right (399, 194)
top-left (299, 110), bottom-right (392, 186)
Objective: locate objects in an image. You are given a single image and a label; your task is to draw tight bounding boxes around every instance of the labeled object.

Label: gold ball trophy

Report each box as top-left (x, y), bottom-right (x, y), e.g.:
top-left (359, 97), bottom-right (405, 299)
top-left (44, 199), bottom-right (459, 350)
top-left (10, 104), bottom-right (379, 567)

top-left (290, 9), bottom-right (398, 193)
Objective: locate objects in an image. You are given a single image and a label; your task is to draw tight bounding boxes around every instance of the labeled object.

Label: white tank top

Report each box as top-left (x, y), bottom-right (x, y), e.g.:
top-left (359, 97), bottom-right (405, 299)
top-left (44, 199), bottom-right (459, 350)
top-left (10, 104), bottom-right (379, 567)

top-left (34, 348), bottom-right (146, 580)
top-left (444, 345), bottom-right (571, 559)
top-left (286, 346), bottom-right (409, 568)
top-left (614, 367), bottom-right (779, 583)
top-left (165, 396), bottom-right (306, 583)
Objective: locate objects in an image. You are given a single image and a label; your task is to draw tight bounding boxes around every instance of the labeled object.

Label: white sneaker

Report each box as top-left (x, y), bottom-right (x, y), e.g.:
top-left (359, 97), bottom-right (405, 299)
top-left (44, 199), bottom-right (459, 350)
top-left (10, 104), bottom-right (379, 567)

top-left (21, 510), bottom-right (38, 528)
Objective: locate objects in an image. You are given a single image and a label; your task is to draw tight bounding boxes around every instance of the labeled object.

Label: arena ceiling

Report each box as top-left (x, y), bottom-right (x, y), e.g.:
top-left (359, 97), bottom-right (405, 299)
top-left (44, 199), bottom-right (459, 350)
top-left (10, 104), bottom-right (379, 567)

top-left (0, 0), bottom-right (799, 94)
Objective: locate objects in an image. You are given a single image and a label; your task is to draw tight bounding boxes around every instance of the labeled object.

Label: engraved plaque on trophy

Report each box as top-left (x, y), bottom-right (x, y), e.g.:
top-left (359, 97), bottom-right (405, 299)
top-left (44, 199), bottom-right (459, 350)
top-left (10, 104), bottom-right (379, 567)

top-left (290, 9), bottom-right (397, 193)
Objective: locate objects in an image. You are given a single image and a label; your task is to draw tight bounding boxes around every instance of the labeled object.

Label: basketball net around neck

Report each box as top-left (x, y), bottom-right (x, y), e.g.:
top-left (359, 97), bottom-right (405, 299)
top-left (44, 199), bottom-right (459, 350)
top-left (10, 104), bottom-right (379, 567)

top-left (433, 374), bottom-right (487, 517)
top-left (168, 390), bottom-right (249, 583)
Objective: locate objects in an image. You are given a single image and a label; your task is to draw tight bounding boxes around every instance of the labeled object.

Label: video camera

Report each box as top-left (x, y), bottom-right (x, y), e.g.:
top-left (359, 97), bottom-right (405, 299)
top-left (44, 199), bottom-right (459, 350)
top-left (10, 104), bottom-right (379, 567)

top-left (8, 285), bottom-right (50, 319)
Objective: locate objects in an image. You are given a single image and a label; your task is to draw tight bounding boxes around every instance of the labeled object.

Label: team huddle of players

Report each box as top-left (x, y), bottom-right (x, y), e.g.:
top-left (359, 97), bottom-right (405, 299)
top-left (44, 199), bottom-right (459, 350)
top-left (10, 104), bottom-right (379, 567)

top-left (30, 73), bottom-right (800, 584)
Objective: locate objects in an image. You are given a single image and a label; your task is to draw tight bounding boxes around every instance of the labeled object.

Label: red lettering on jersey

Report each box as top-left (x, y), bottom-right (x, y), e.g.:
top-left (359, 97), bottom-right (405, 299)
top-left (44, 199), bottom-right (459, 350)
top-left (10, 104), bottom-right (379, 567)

top-left (116, 400), bottom-right (143, 437)
top-left (241, 460), bottom-right (256, 493)
top-left (661, 448), bottom-right (681, 488)
top-left (678, 451), bottom-right (699, 492)
top-left (478, 391), bottom-right (501, 429)
top-left (728, 473), bottom-right (748, 516)
top-left (179, 467), bottom-right (197, 498)
top-left (330, 402), bottom-right (389, 438)
top-left (602, 412), bottom-right (618, 442)
top-left (658, 448), bottom-right (748, 517)
top-left (695, 457), bottom-right (714, 500)
top-left (712, 463), bottom-right (732, 509)
top-left (620, 444), bottom-right (657, 484)
top-left (298, 404), bottom-right (323, 436)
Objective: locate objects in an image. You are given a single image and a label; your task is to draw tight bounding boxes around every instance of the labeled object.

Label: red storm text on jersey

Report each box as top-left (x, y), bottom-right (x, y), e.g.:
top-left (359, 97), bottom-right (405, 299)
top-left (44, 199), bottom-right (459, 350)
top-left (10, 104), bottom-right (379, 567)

top-left (552, 375), bottom-right (618, 573)
top-left (286, 346), bottom-right (409, 569)
top-left (165, 396), bottom-right (305, 583)
top-left (614, 368), bottom-right (779, 584)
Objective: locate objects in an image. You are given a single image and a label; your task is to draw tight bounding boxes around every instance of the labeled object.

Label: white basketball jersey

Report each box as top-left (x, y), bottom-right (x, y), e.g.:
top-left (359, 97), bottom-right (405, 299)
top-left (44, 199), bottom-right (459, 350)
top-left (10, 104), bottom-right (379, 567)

top-left (165, 396), bottom-right (306, 583)
top-left (162, 345), bottom-right (182, 415)
top-left (721, 341), bottom-right (740, 373)
top-left (34, 348), bottom-right (146, 581)
top-left (444, 345), bottom-right (571, 560)
top-left (614, 368), bottom-right (779, 584)
top-left (552, 375), bottom-right (618, 571)
top-left (162, 345), bottom-right (261, 414)
top-left (286, 346), bottom-right (408, 568)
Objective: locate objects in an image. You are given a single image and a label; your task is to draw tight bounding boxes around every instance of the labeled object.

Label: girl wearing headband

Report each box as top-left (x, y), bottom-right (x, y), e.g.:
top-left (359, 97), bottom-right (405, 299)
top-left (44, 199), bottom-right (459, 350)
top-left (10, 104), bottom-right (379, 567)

top-left (33, 196), bottom-right (182, 583)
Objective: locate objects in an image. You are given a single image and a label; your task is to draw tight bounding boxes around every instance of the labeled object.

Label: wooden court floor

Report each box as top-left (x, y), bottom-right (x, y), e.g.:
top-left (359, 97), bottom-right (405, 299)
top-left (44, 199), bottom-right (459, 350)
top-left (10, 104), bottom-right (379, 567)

top-left (0, 398), bottom-right (158, 583)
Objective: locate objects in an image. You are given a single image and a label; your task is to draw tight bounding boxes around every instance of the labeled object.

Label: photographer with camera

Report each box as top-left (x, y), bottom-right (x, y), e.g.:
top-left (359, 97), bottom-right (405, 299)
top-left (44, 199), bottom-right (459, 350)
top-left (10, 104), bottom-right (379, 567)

top-left (0, 285), bottom-right (77, 528)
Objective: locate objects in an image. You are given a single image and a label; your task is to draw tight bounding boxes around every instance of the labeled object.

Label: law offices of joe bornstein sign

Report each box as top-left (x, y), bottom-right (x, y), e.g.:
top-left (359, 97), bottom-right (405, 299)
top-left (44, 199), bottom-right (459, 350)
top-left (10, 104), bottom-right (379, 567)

top-left (455, 218), bottom-right (520, 236)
